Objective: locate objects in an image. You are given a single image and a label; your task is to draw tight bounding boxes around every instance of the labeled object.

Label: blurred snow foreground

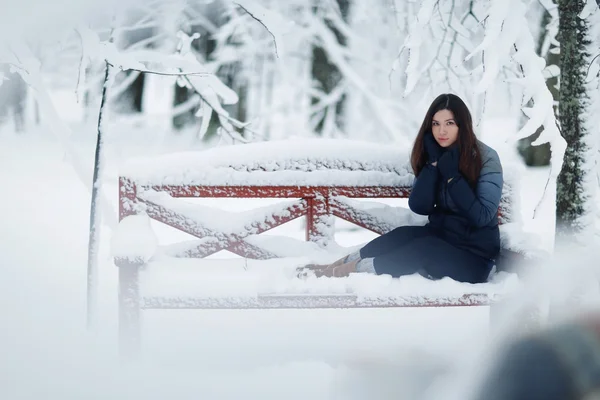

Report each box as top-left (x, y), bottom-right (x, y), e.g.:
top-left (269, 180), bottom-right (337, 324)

top-left (443, 247), bottom-right (600, 400)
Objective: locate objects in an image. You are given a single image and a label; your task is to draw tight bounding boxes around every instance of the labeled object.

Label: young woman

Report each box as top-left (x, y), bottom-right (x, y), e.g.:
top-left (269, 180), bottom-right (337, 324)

top-left (301, 93), bottom-right (503, 284)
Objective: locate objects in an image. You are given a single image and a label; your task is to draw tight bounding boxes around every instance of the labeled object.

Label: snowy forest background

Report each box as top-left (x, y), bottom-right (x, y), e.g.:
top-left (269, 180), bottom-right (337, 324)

top-left (0, 0), bottom-right (600, 241)
top-left (3, 0), bottom-right (600, 245)
top-left (3, 0), bottom-right (600, 399)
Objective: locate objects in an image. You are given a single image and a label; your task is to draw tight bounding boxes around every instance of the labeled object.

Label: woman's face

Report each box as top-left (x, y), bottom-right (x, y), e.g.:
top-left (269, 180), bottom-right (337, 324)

top-left (431, 109), bottom-right (459, 147)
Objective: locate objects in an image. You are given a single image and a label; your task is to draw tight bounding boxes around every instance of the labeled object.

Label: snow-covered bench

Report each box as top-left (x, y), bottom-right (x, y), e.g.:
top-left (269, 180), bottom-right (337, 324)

top-left (113, 138), bottom-right (524, 355)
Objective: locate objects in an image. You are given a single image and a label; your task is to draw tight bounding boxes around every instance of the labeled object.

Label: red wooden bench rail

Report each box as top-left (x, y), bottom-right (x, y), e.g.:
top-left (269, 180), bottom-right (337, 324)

top-left (119, 178), bottom-right (508, 252)
top-left (115, 176), bottom-right (511, 357)
top-left (120, 180), bottom-right (413, 246)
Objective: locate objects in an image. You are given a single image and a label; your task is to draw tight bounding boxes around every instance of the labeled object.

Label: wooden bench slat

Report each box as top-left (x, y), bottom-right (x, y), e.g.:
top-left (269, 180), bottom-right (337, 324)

top-left (141, 293), bottom-right (492, 309)
top-left (331, 197), bottom-right (403, 235)
top-left (142, 184), bottom-right (411, 199)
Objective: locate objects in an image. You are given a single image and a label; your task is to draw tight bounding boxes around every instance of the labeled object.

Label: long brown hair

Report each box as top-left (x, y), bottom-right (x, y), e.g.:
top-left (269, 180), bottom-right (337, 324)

top-left (410, 93), bottom-right (482, 186)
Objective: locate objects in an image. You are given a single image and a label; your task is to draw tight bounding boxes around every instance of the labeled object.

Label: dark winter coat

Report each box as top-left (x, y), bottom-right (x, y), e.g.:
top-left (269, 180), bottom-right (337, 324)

top-left (408, 141), bottom-right (503, 260)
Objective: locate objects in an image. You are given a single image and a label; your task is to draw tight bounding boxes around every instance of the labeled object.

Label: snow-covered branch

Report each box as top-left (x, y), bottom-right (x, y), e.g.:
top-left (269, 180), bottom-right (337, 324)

top-left (468, 1), bottom-right (566, 226)
top-left (77, 26), bottom-right (211, 75)
top-left (310, 16), bottom-right (410, 145)
top-left (77, 24), bottom-right (249, 142)
top-left (466, 0), bottom-right (562, 146)
top-left (397, 0), bottom-right (489, 118)
top-left (402, 0), bottom-right (437, 96)
top-left (4, 41), bottom-right (119, 229)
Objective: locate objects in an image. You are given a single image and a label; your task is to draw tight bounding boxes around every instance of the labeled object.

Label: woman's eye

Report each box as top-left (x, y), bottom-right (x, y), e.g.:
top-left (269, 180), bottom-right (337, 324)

top-left (432, 122), bottom-right (438, 126)
top-left (447, 121), bottom-right (455, 125)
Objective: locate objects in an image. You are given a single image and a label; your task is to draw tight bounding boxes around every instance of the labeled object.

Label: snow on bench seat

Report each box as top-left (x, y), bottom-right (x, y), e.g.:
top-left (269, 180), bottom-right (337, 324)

top-left (137, 256), bottom-right (521, 309)
top-left (141, 294), bottom-right (491, 309)
top-left (120, 138), bottom-right (415, 187)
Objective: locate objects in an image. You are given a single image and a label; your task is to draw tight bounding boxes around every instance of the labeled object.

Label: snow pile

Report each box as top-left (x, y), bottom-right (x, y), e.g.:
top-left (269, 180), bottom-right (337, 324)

top-left (110, 214), bottom-right (158, 262)
top-left (333, 196), bottom-right (429, 231)
top-left (137, 256), bottom-right (522, 300)
top-left (120, 138), bottom-right (414, 187)
top-left (499, 222), bottom-right (550, 258)
top-left (498, 163), bottom-right (521, 225)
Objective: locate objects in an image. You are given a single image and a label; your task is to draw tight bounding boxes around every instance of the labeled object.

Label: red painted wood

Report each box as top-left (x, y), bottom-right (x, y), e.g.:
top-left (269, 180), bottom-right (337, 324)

top-left (226, 241), bottom-right (279, 260)
top-left (119, 177), bottom-right (137, 221)
top-left (141, 197), bottom-right (308, 259)
top-left (142, 185), bottom-right (411, 199)
top-left (305, 197), bottom-right (313, 242)
top-left (306, 195), bottom-right (332, 246)
top-left (330, 197), bottom-right (394, 236)
top-left (164, 239), bottom-right (279, 260)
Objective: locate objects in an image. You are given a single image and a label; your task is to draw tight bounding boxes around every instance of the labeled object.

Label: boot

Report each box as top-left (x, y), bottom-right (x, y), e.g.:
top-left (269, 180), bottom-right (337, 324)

top-left (296, 255), bottom-right (350, 278)
top-left (314, 258), bottom-right (359, 278)
top-left (304, 255), bottom-right (349, 271)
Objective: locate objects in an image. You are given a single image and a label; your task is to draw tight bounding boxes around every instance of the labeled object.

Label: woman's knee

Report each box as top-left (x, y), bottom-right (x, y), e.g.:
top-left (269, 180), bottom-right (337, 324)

top-left (385, 225), bottom-right (432, 243)
top-left (371, 252), bottom-right (424, 278)
top-left (390, 225), bottom-right (430, 235)
top-left (425, 254), bottom-right (490, 284)
top-left (360, 225), bottom-right (430, 259)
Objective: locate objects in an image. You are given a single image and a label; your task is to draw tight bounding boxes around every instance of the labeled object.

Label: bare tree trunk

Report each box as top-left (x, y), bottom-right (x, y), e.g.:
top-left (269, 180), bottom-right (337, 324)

top-left (87, 62), bottom-right (112, 329)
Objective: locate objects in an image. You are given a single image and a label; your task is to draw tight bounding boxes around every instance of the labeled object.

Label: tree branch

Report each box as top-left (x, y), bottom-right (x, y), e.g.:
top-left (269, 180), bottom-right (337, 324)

top-left (105, 61), bottom-right (212, 77)
top-left (468, 0), bottom-right (480, 23)
top-left (533, 167), bottom-right (553, 219)
top-left (181, 74), bottom-right (262, 143)
top-left (234, 2), bottom-right (279, 58)
top-left (420, 0), bottom-right (456, 87)
top-left (75, 29), bottom-right (86, 103)
top-left (586, 52), bottom-right (600, 78)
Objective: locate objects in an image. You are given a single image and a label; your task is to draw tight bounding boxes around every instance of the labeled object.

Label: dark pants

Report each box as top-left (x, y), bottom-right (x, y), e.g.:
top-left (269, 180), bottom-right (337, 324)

top-left (359, 225), bottom-right (492, 284)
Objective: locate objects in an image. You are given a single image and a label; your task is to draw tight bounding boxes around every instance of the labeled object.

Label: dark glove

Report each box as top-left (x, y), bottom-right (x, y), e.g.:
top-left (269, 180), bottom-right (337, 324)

top-left (437, 145), bottom-right (460, 180)
top-left (424, 133), bottom-right (443, 163)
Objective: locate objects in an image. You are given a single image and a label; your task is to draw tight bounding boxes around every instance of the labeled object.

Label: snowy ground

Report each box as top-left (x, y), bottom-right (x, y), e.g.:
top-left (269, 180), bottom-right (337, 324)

top-left (0, 126), bottom-right (554, 399)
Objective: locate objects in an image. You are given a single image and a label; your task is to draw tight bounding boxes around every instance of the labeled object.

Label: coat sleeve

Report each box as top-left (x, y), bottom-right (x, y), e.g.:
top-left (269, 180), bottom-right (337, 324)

top-left (408, 164), bottom-right (439, 215)
top-left (446, 148), bottom-right (503, 227)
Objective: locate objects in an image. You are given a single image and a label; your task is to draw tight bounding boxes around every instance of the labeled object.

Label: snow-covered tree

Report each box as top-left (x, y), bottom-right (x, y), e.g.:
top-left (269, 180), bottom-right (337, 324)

top-left (210, 0), bottom-right (325, 140)
top-left (0, 66), bottom-right (28, 132)
top-left (517, 0), bottom-right (558, 167)
top-left (555, 0), bottom-right (599, 241)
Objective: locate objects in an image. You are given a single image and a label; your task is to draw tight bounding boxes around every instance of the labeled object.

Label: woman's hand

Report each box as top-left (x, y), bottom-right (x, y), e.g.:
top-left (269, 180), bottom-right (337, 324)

top-left (437, 145), bottom-right (460, 181)
top-left (424, 133), bottom-right (443, 163)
